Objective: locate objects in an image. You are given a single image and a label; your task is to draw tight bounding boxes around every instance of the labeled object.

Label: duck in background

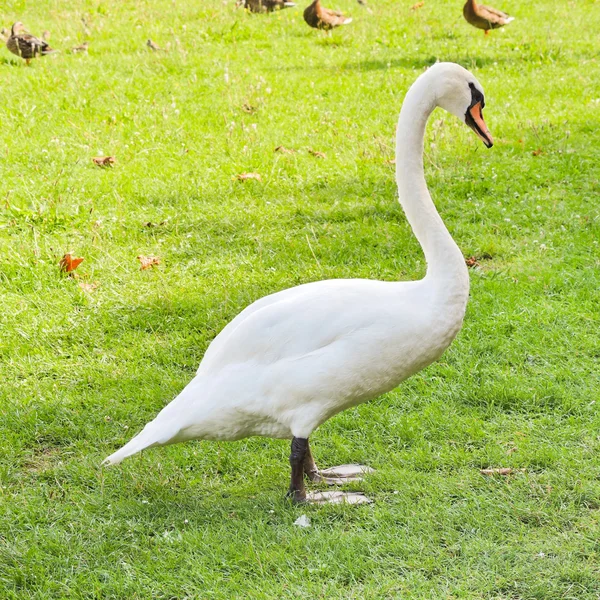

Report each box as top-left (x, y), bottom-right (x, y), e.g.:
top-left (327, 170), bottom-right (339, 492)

top-left (303, 0), bottom-right (352, 31)
top-left (463, 0), bottom-right (514, 35)
top-left (6, 22), bottom-right (57, 64)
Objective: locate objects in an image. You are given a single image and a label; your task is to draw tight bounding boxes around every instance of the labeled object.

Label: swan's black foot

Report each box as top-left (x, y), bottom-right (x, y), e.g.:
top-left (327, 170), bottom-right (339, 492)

top-left (305, 490), bottom-right (372, 505)
top-left (291, 438), bottom-right (374, 503)
top-left (309, 464), bottom-right (375, 485)
top-left (286, 488), bottom-right (308, 504)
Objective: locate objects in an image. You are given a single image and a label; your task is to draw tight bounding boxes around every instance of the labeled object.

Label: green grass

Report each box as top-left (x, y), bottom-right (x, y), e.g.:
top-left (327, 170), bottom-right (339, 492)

top-left (1, 0), bottom-right (599, 597)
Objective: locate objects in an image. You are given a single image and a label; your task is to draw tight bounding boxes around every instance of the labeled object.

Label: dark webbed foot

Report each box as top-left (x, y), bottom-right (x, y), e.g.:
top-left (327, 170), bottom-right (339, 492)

top-left (312, 464), bottom-right (375, 485)
top-left (287, 438), bottom-right (374, 504)
top-left (305, 490), bottom-right (372, 504)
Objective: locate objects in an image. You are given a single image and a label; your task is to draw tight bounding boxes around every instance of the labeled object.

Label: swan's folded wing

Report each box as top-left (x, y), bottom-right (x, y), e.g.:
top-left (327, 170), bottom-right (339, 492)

top-left (198, 279), bottom-right (416, 373)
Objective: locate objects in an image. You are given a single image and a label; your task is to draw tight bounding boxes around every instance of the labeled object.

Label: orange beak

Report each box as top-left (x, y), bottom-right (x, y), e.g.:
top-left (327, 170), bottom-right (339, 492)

top-left (466, 101), bottom-right (493, 148)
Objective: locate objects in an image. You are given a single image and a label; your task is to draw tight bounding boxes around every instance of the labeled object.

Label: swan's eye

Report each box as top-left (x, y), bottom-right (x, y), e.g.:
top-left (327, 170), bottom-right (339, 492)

top-left (468, 82), bottom-right (484, 109)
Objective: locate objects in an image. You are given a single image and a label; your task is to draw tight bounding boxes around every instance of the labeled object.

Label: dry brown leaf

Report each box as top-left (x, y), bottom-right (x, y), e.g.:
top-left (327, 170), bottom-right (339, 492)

top-left (235, 172), bottom-right (262, 182)
top-left (411, 1), bottom-right (424, 9)
top-left (137, 255), bottom-right (161, 270)
top-left (480, 468), bottom-right (514, 476)
top-left (71, 42), bottom-right (89, 53)
top-left (92, 156), bottom-right (116, 167)
top-left (59, 252), bottom-right (84, 273)
top-left (465, 256), bottom-right (480, 268)
top-left (78, 281), bottom-right (99, 293)
top-left (274, 146), bottom-right (296, 154)
top-left (147, 39), bottom-right (166, 51)
top-left (385, 158), bottom-right (396, 165)
top-left (308, 149), bottom-right (326, 159)
top-left (242, 103), bottom-right (257, 114)
top-left (532, 148), bottom-right (543, 156)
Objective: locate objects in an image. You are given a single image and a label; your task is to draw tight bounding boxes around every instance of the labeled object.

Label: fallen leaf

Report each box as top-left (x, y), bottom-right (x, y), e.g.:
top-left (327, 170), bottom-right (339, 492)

top-left (242, 103), bottom-right (257, 114)
top-left (411, 1), bottom-right (424, 9)
top-left (480, 468), bottom-right (514, 476)
top-left (275, 146), bottom-right (296, 154)
top-left (385, 158), bottom-right (396, 165)
top-left (147, 39), bottom-right (166, 51)
top-left (92, 156), bottom-right (115, 167)
top-left (532, 148), bottom-right (543, 156)
top-left (59, 252), bottom-right (84, 273)
top-left (235, 172), bottom-right (262, 182)
top-left (137, 255), bottom-right (161, 270)
top-left (308, 149), bottom-right (326, 159)
top-left (78, 281), bottom-right (99, 293)
top-left (465, 256), bottom-right (480, 268)
top-left (71, 42), bottom-right (89, 53)
top-left (293, 515), bottom-right (311, 528)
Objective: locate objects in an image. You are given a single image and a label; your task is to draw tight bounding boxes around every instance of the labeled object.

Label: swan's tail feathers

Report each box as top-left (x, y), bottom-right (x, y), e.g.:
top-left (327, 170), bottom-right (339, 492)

top-left (102, 421), bottom-right (177, 466)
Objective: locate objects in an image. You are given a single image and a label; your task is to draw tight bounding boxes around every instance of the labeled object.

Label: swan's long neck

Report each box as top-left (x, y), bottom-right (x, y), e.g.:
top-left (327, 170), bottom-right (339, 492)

top-left (395, 77), bottom-right (469, 300)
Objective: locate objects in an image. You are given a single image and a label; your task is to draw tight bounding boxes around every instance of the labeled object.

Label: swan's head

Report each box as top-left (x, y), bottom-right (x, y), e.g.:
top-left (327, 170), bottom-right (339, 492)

top-left (428, 62), bottom-right (494, 148)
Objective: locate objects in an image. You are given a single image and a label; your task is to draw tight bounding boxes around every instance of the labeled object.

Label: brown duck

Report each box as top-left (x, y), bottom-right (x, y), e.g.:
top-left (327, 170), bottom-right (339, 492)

top-left (463, 0), bottom-right (514, 34)
top-left (236, 0), bottom-right (297, 13)
top-left (6, 22), bottom-right (56, 64)
top-left (304, 0), bottom-right (352, 30)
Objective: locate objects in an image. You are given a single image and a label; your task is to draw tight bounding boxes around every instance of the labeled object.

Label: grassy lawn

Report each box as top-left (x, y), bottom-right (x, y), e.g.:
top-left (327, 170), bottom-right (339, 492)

top-left (1, 0), bottom-right (599, 597)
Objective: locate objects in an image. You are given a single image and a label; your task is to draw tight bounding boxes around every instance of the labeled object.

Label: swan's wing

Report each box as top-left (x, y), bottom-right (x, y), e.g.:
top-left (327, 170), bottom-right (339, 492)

top-left (199, 281), bottom-right (315, 370)
top-left (198, 279), bottom-right (417, 373)
top-left (125, 278), bottom-right (441, 445)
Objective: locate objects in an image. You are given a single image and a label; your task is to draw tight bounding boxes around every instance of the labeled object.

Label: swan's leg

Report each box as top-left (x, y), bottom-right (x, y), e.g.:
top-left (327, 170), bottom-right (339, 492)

top-left (295, 440), bottom-right (373, 505)
top-left (286, 437), bottom-right (308, 503)
top-left (303, 440), bottom-right (375, 485)
top-left (302, 440), bottom-right (321, 482)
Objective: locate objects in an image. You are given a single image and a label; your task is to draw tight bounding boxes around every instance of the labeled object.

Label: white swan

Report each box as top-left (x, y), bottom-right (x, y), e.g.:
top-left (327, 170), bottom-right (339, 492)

top-left (103, 63), bottom-right (493, 503)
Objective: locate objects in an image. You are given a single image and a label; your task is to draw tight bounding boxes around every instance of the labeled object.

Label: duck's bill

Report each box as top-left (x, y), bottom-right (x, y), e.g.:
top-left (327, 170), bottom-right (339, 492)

top-left (466, 102), bottom-right (493, 148)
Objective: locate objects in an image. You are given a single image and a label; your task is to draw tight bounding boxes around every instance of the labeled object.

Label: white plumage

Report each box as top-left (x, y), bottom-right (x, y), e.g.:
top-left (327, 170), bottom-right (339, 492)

top-left (103, 64), bottom-right (493, 501)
